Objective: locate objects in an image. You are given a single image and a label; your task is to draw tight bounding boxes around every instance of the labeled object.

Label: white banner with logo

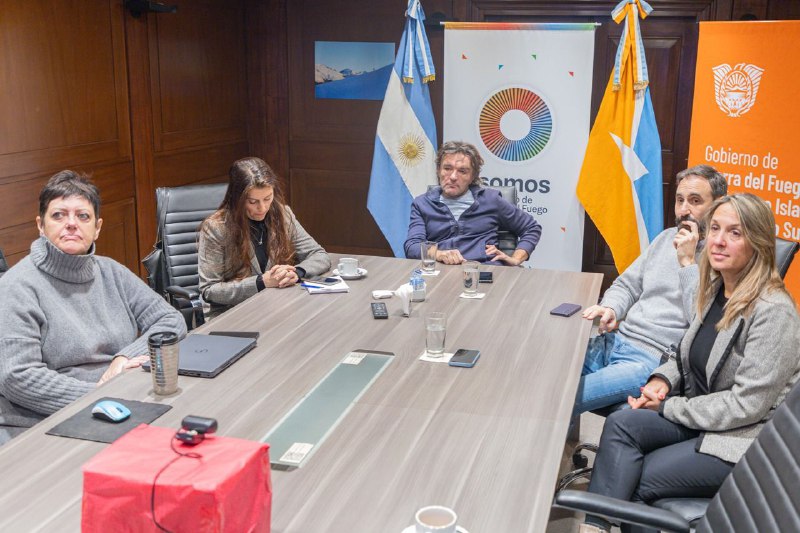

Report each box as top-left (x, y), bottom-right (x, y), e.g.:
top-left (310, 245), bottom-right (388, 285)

top-left (443, 23), bottom-right (596, 270)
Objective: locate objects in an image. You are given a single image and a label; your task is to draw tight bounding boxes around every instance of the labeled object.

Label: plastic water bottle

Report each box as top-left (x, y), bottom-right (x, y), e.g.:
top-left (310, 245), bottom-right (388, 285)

top-left (410, 269), bottom-right (426, 302)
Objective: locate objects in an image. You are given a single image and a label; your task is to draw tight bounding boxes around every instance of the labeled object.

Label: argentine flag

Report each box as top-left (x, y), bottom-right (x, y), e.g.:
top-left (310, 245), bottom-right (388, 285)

top-left (576, 0), bottom-right (663, 272)
top-left (368, 0), bottom-right (438, 257)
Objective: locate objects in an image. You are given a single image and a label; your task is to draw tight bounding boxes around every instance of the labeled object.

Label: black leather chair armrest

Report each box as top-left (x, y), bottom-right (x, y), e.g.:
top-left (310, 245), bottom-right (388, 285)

top-left (554, 490), bottom-right (691, 533)
top-left (166, 285), bottom-right (200, 301)
top-left (652, 498), bottom-right (710, 524)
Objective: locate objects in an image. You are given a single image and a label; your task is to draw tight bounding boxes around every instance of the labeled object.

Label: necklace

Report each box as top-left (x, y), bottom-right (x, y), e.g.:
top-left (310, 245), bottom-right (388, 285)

top-left (250, 222), bottom-right (264, 245)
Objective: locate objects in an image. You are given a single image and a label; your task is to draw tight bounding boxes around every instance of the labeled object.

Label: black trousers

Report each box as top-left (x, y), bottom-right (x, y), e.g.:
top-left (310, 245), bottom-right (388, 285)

top-left (586, 409), bottom-right (734, 530)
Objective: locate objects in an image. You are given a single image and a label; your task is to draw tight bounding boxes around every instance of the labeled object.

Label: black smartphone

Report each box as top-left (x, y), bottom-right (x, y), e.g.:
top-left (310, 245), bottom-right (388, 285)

top-left (302, 276), bottom-right (340, 286)
top-left (479, 271), bottom-right (493, 283)
top-left (549, 303), bottom-right (582, 317)
top-left (449, 349), bottom-right (481, 368)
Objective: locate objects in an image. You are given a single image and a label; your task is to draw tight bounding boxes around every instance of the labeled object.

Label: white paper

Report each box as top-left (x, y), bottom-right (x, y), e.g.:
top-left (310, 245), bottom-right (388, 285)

top-left (371, 290), bottom-right (394, 299)
top-left (280, 442), bottom-right (314, 464)
top-left (418, 350), bottom-right (454, 363)
top-left (305, 277), bottom-right (349, 294)
top-left (342, 352), bottom-right (366, 365)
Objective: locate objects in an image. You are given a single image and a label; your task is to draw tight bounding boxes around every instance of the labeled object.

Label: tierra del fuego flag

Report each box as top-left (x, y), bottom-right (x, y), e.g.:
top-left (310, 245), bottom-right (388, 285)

top-left (367, 0), bottom-right (438, 257)
top-left (577, 0), bottom-right (663, 273)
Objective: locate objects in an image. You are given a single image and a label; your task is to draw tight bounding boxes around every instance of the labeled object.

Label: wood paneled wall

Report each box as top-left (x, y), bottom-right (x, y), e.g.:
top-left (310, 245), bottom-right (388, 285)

top-left (0, 0), bottom-right (254, 272)
top-left (0, 1), bottom-right (134, 267)
top-left (126, 0), bottom-right (251, 261)
top-left (0, 0), bottom-right (797, 281)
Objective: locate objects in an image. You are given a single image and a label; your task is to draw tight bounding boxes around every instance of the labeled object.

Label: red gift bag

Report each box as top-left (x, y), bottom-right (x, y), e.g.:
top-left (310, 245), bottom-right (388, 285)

top-left (82, 424), bottom-right (271, 533)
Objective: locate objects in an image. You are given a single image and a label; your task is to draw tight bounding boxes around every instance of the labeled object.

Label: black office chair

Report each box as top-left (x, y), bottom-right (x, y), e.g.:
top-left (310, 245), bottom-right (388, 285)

top-left (776, 237), bottom-right (799, 278)
top-left (557, 236), bottom-right (800, 492)
top-left (142, 183), bottom-right (227, 330)
top-left (554, 377), bottom-right (800, 532)
top-left (426, 183), bottom-right (520, 256)
top-left (0, 248), bottom-right (8, 278)
top-left (492, 185), bottom-right (520, 257)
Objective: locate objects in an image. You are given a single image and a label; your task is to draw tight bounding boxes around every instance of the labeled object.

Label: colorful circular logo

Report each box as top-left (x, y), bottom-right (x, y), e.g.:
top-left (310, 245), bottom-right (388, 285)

top-left (478, 87), bottom-right (552, 162)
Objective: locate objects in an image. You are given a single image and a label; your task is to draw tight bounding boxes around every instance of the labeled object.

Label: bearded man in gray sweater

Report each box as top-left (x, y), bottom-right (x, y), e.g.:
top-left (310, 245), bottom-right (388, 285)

top-left (0, 171), bottom-right (186, 444)
top-left (574, 165), bottom-right (727, 415)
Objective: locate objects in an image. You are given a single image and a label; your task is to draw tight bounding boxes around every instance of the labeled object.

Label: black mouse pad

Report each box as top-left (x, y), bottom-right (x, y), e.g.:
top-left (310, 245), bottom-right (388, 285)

top-left (46, 397), bottom-right (172, 444)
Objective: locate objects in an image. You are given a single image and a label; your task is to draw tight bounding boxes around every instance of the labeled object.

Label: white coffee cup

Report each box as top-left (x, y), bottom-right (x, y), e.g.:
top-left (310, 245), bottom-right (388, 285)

top-left (337, 257), bottom-right (359, 276)
top-left (415, 505), bottom-right (457, 533)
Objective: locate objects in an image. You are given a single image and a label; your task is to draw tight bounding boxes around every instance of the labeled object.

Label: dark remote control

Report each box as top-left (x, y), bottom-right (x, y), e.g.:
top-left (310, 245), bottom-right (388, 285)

top-left (371, 302), bottom-right (389, 319)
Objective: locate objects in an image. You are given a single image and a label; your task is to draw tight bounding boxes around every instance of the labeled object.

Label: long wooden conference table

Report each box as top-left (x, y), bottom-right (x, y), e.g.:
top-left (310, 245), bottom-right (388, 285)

top-left (0, 254), bottom-right (601, 532)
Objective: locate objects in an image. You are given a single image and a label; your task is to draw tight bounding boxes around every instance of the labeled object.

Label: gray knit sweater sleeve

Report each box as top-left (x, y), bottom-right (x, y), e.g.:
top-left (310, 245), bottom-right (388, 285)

top-left (600, 227), bottom-right (699, 355)
top-left (0, 238), bottom-right (185, 426)
top-left (0, 333), bottom-right (96, 418)
top-left (600, 228), bottom-right (681, 318)
top-left (109, 260), bottom-right (188, 358)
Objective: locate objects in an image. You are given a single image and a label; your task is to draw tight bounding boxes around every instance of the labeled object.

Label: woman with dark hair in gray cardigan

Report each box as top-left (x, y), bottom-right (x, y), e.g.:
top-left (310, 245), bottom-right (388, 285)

top-left (580, 194), bottom-right (800, 533)
top-left (198, 157), bottom-right (330, 319)
top-left (0, 171), bottom-right (186, 445)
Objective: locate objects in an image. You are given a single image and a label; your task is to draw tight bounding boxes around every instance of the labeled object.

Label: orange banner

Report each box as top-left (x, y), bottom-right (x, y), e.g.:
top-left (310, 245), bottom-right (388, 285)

top-left (689, 21), bottom-right (800, 298)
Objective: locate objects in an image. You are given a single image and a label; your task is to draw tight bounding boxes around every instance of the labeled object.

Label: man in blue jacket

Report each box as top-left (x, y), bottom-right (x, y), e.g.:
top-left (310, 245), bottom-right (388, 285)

top-left (404, 141), bottom-right (542, 265)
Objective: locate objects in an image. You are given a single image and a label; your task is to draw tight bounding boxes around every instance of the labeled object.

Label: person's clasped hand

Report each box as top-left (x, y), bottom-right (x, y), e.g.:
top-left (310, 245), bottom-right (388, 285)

top-left (98, 355), bottom-right (150, 385)
top-left (264, 264), bottom-right (298, 288)
top-left (628, 377), bottom-right (670, 410)
top-left (582, 305), bottom-right (618, 334)
top-left (436, 249), bottom-right (465, 265)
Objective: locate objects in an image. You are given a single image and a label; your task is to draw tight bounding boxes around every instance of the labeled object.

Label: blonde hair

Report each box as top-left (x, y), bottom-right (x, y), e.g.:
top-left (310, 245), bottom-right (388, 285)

top-left (697, 193), bottom-right (791, 330)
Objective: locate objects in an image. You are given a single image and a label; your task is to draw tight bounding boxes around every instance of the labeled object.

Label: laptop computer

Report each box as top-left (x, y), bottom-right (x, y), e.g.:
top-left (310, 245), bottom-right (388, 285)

top-left (143, 333), bottom-right (257, 378)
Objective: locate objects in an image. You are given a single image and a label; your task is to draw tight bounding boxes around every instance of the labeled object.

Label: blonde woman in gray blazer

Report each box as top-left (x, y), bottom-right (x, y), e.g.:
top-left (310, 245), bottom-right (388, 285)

top-left (198, 157), bottom-right (330, 319)
top-left (580, 194), bottom-right (800, 533)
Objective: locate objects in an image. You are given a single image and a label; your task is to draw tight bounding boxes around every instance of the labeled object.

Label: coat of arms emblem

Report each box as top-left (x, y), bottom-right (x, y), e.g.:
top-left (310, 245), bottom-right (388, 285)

top-left (712, 63), bottom-right (764, 118)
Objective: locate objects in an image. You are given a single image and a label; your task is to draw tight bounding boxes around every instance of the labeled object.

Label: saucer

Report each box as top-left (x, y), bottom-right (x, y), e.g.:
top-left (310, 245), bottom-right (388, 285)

top-left (400, 526), bottom-right (469, 533)
top-left (333, 267), bottom-right (367, 280)
top-left (459, 292), bottom-right (485, 299)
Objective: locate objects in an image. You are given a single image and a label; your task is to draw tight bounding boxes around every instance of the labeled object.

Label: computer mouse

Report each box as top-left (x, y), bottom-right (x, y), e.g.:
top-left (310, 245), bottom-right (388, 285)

top-left (91, 400), bottom-right (131, 423)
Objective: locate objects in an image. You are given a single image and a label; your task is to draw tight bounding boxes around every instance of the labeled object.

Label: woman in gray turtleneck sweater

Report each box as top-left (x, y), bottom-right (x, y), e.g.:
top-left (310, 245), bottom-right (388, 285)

top-left (0, 171), bottom-right (186, 445)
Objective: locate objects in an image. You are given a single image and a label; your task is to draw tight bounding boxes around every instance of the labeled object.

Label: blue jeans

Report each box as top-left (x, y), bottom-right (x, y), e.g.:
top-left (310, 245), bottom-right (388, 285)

top-left (573, 332), bottom-right (662, 417)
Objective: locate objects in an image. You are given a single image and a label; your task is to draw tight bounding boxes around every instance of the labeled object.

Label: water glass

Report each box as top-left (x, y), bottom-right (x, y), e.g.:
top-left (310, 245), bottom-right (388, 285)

top-left (425, 312), bottom-right (447, 356)
top-left (420, 241), bottom-right (438, 272)
top-left (463, 261), bottom-right (479, 294)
